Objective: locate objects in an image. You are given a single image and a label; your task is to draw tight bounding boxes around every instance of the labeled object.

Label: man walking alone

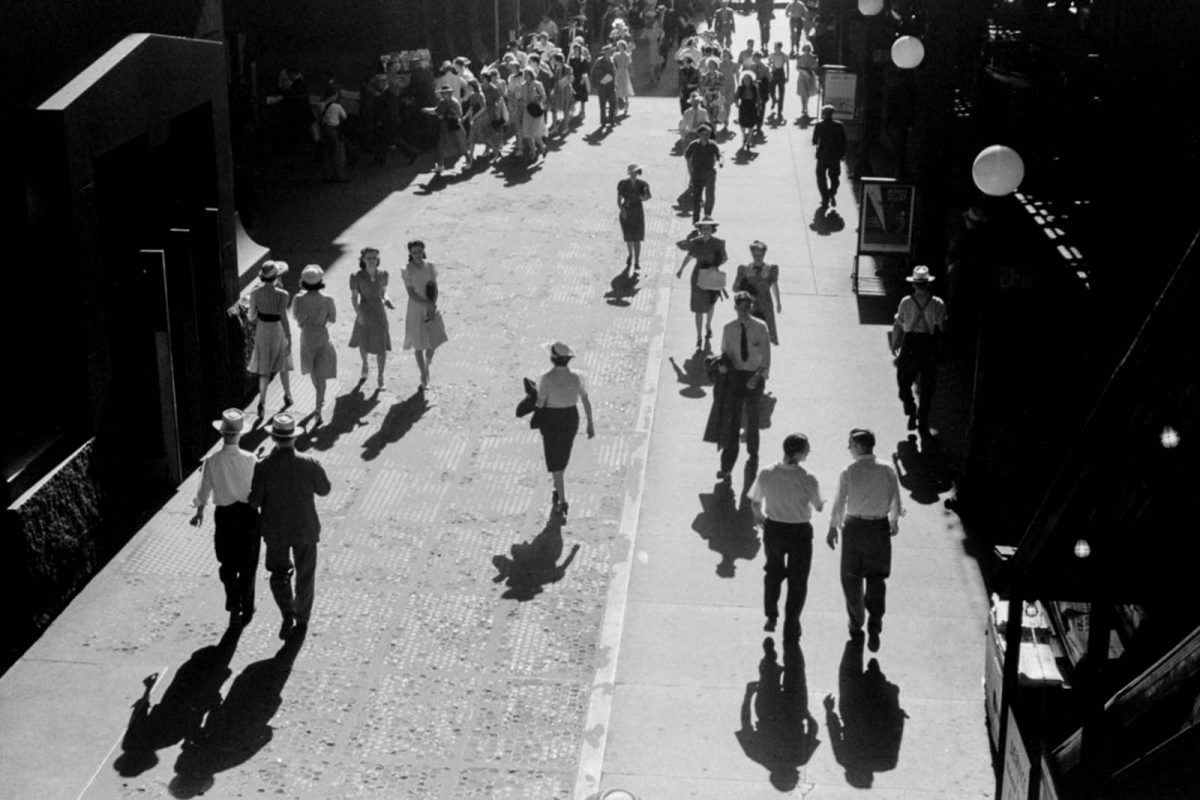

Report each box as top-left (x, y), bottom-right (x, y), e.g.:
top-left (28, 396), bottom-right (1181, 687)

top-left (827, 428), bottom-right (902, 652)
top-left (812, 104), bottom-right (847, 207)
top-left (749, 434), bottom-right (824, 640)
top-left (249, 414), bottom-right (331, 640)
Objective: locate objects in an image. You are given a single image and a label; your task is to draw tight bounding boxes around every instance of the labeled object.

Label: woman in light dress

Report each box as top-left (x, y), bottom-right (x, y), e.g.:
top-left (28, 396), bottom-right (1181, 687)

top-left (613, 39), bottom-right (636, 116)
top-left (246, 260), bottom-right (294, 418)
top-left (348, 247), bottom-right (394, 389)
top-left (293, 264), bottom-right (337, 426)
top-left (516, 68), bottom-right (548, 161)
top-left (795, 43), bottom-right (819, 120)
top-left (401, 240), bottom-right (444, 390)
top-left (535, 342), bottom-right (596, 519)
top-left (548, 52), bottom-right (575, 137)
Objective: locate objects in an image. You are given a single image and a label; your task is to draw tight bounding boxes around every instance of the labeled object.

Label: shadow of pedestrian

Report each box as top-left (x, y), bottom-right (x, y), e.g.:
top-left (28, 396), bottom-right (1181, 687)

top-left (690, 479), bottom-right (760, 577)
top-left (113, 626), bottom-right (243, 778)
top-left (360, 389), bottom-right (430, 461)
top-left (735, 637), bottom-right (820, 792)
top-left (673, 188), bottom-right (695, 217)
top-left (491, 515), bottom-right (580, 601)
top-left (604, 265), bottom-right (641, 307)
top-left (733, 148), bottom-right (760, 165)
top-left (168, 634), bottom-right (305, 798)
top-left (892, 434), bottom-right (956, 505)
top-left (490, 154), bottom-right (539, 187)
top-left (823, 636), bottom-right (908, 789)
top-left (583, 126), bottom-right (614, 145)
top-left (300, 383), bottom-right (380, 452)
top-left (668, 351), bottom-right (711, 398)
top-left (809, 207), bottom-right (845, 235)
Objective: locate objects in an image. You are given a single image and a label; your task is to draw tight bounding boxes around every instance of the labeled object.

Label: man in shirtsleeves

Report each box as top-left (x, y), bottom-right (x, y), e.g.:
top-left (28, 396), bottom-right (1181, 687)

top-left (826, 427), bottom-right (903, 652)
top-left (890, 265), bottom-right (947, 434)
top-left (717, 291), bottom-right (771, 480)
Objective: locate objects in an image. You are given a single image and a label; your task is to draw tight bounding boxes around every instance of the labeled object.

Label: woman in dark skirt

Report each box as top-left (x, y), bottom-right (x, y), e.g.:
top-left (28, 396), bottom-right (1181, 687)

top-left (536, 342), bottom-right (596, 519)
top-left (617, 163), bottom-right (652, 271)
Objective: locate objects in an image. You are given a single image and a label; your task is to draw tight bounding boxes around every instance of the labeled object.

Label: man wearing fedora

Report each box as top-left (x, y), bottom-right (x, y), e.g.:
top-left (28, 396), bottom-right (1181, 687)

top-left (190, 409), bottom-right (260, 627)
top-left (249, 413), bottom-right (331, 640)
top-left (591, 42), bottom-right (619, 128)
top-left (891, 266), bottom-right (947, 433)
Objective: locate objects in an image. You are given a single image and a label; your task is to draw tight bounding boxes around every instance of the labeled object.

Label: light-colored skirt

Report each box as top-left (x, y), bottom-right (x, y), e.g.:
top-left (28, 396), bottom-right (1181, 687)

top-left (299, 326), bottom-right (337, 380)
top-left (247, 320), bottom-right (293, 375)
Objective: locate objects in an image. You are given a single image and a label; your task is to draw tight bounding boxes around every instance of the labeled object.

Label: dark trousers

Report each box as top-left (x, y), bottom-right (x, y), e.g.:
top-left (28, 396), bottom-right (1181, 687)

top-left (770, 72), bottom-right (786, 111)
top-left (265, 539), bottom-right (318, 624)
top-left (720, 370), bottom-right (763, 473)
top-left (756, 80), bottom-right (770, 128)
top-left (759, 19), bottom-right (772, 46)
top-left (763, 521), bottom-right (813, 632)
top-left (896, 333), bottom-right (939, 424)
top-left (213, 502), bottom-right (260, 613)
top-left (790, 19), bottom-right (804, 52)
top-left (597, 88), bottom-right (617, 125)
top-left (690, 172), bottom-right (717, 222)
top-left (840, 517), bottom-right (892, 634)
top-left (816, 156), bottom-right (841, 203)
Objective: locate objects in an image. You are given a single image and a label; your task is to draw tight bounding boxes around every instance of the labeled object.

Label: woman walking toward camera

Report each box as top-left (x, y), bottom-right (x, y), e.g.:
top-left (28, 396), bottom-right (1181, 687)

top-left (536, 342), bottom-right (596, 519)
top-left (293, 265), bottom-right (337, 426)
top-left (401, 240), bottom-right (445, 390)
top-left (733, 240), bottom-right (781, 345)
top-left (247, 260), bottom-right (294, 418)
top-left (617, 163), bottom-right (652, 271)
top-left (348, 247), bottom-right (393, 389)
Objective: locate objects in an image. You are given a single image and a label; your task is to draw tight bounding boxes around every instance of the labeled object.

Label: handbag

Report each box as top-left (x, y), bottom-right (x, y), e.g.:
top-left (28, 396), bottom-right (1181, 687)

top-left (697, 266), bottom-right (727, 291)
top-left (515, 377), bottom-right (538, 418)
top-left (423, 311), bottom-right (449, 349)
top-left (526, 102), bottom-right (545, 118)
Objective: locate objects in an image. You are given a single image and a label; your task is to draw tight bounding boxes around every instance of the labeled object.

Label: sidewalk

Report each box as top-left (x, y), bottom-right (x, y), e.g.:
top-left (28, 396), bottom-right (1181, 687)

top-left (0, 13), bottom-right (992, 800)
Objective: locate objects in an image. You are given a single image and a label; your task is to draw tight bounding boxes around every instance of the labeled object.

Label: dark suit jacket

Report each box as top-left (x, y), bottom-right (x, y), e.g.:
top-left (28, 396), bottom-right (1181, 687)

top-left (591, 55), bottom-right (616, 94)
top-left (249, 447), bottom-right (331, 545)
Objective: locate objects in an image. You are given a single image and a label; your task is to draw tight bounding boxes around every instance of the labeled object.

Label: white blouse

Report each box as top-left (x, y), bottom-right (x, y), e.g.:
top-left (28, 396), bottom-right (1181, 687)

top-left (537, 367), bottom-right (589, 409)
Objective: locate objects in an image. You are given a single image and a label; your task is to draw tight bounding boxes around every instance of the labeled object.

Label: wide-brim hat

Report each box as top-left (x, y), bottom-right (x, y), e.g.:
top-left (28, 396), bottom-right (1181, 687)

top-left (627, 163), bottom-right (642, 175)
top-left (300, 264), bottom-right (325, 287)
top-left (212, 408), bottom-right (246, 434)
top-left (267, 413), bottom-right (302, 438)
top-left (259, 260), bottom-right (288, 280)
top-left (550, 341), bottom-right (575, 358)
top-left (694, 216), bottom-right (719, 229)
top-left (906, 265), bottom-right (935, 283)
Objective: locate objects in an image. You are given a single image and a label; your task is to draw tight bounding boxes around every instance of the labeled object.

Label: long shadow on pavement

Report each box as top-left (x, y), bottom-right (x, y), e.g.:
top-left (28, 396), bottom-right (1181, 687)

top-left (169, 634), bottom-right (305, 798)
top-left (669, 349), bottom-right (711, 398)
top-left (491, 514), bottom-right (580, 601)
top-left (823, 636), bottom-right (908, 789)
top-left (604, 265), bottom-right (641, 307)
top-left (736, 637), bottom-right (819, 793)
top-left (360, 389), bottom-right (430, 461)
top-left (892, 434), bottom-right (956, 505)
top-left (113, 626), bottom-right (243, 779)
top-left (810, 207), bottom-right (845, 236)
top-left (300, 382), bottom-right (380, 452)
top-left (690, 475), bottom-right (761, 578)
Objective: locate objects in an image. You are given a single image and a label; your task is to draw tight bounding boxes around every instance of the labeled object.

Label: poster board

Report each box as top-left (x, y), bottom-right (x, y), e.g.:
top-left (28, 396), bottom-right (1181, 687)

top-left (821, 68), bottom-right (857, 120)
top-left (858, 178), bottom-right (916, 255)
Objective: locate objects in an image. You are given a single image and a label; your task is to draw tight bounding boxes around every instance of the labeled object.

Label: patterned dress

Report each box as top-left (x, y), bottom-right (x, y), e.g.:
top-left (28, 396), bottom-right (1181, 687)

top-left (348, 269), bottom-right (392, 354)
top-left (246, 284), bottom-right (293, 375)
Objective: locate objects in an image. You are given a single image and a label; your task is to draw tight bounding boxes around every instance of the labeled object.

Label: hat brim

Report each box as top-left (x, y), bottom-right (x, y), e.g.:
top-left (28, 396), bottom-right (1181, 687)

top-left (694, 220), bottom-right (719, 228)
top-left (268, 427), bottom-right (302, 438)
top-left (905, 276), bottom-right (934, 283)
top-left (212, 420), bottom-right (245, 434)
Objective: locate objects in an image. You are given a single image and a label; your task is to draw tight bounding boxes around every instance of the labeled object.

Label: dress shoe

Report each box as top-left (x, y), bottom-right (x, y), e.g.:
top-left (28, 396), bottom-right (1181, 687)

top-left (907, 414), bottom-right (918, 431)
top-left (282, 395), bottom-right (293, 408)
top-left (278, 614), bottom-right (296, 641)
top-left (829, 196), bottom-right (837, 208)
top-left (763, 616), bottom-right (777, 632)
top-left (868, 632), bottom-right (881, 652)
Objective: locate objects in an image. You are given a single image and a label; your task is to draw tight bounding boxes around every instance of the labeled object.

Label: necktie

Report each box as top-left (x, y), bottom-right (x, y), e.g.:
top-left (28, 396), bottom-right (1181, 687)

top-left (740, 322), bottom-right (749, 362)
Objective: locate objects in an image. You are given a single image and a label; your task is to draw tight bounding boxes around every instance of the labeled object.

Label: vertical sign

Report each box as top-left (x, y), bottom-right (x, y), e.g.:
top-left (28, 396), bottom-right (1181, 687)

top-left (822, 69), bottom-right (857, 120)
top-left (858, 179), bottom-right (916, 254)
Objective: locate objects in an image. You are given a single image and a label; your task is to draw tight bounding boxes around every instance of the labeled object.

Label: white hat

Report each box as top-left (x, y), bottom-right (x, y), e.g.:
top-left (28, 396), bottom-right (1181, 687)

top-left (267, 413), bottom-right (302, 438)
top-left (550, 341), bottom-right (575, 358)
top-left (906, 265), bottom-right (935, 283)
top-left (259, 260), bottom-right (289, 280)
top-left (627, 163), bottom-right (642, 176)
top-left (300, 264), bottom-right (324, 287)
top-left (212, 408), bottom-right (246, 434)
top-left (694, 216), bottom-right (719, 229)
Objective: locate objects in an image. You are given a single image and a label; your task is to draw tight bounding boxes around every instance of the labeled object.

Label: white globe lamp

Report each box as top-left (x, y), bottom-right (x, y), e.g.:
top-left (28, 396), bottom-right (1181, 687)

top-left (891, 35), bottom-right (925, 69)
top-left (972, 145), bottom-right (1026, 196)
top-left (858, 0), bottom-right (885, 15)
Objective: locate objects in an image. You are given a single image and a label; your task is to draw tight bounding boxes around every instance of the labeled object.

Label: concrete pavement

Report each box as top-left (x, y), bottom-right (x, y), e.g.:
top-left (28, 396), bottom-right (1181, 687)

top-left (0, 10), bottom-right (993, 800)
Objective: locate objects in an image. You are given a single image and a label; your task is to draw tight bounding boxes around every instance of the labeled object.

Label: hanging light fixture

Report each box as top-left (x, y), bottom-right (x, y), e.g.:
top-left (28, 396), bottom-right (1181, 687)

top-left (858, 0), bottom-right (885, 15)
top-left (972, 145), bottom-right (1026, 196)
top-left (891, 35), bottom-right (925, 69)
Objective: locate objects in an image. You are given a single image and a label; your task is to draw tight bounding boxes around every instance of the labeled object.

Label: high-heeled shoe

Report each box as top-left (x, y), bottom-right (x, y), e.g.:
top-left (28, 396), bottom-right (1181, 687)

top-left (255, 402), bottom-right (265, 418)
top-left (282, 395), bottom-right (293, 408)
top-left (625, 254), bottom-right (632, 268)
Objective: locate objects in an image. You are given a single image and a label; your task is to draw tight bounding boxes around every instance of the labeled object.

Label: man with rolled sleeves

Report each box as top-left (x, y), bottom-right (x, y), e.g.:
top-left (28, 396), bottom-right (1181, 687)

top-left (749, 433), bottom-right (824, 640)
top-left (190, 409), bottom-right (260, 627)
top-left (827, 428), bottom-right (903, 652)
top-left (249, 413), bottom-right (331, 640)
top-left (891, 265), bottom-right (947, 434)
top-left (717, 291), bottom-right (772, 480)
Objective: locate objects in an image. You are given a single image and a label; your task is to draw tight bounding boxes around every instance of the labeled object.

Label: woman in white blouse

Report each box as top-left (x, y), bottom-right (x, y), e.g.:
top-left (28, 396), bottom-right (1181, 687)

top-left (536, 342), bottom-right (595, 519)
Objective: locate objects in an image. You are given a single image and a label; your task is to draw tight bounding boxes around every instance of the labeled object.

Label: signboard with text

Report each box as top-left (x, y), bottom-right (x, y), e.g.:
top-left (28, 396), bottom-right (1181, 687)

top-left (858, 179), bottom-right (916, 255)
top-left (822, 69), bottom-right (858, 120)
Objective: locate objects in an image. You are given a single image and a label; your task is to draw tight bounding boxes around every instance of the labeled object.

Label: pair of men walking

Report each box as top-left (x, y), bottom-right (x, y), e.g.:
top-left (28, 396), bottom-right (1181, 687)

top-left (191, 410), bottom-right (331, 640)
top-left (748, 428), bottom-right (903, 652)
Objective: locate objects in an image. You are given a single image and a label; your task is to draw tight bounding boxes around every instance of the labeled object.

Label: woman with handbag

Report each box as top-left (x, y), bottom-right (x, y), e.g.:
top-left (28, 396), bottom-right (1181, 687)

top-left (473, 70), bottom-right (506, 160)
top-left (401, 240), bottom-right (447, 390)
top-left (246, 260), bottom-right (294, 418)
top-left (675, 217), bottom-right (729, 349)
top-left (349, 247), bottom-right (394, 389)
top-left (535, 342), bottom-right (596, 519)
top-left (423, 84), bottom-right (467, 174)
top-left (733, 240), bottom-right (782, 345)
top-left (517, 67), bottom-right (549, 162)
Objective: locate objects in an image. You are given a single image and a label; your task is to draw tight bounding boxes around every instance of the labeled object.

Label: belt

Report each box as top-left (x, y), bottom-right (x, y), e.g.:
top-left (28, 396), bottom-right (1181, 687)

top-left (846, 514), bottom-right (888, 522)
top-left (257, 312), bottom-right (281, 322)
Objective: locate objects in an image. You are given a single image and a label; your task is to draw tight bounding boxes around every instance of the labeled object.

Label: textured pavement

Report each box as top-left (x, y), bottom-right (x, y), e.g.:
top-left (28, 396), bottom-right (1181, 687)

top-left (0, 11), bottom-right (994, 800)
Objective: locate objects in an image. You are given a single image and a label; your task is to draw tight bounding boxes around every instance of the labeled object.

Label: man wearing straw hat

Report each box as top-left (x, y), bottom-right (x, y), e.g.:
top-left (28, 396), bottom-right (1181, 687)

top-left (249, 414), bottom-right (331, 640)
top-left (190, 409), bottom-right (260, 627)
top-left (890, 265), bottom-right (947, 434)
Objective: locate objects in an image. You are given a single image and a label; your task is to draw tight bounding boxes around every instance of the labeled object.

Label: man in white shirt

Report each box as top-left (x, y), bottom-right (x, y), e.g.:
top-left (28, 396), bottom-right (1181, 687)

top-left (826, 428), bottom-right (903, 651)
top-left (785, 0), bottom-right (810, 55)
top-left (717, 291), bottom-right (771, 479)
top-left (190, 409), bottom-right (260, 627)
top-left (890, 265), bottom-right (947, 433)
top-left (749, 433), bottom-right (824, 639)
